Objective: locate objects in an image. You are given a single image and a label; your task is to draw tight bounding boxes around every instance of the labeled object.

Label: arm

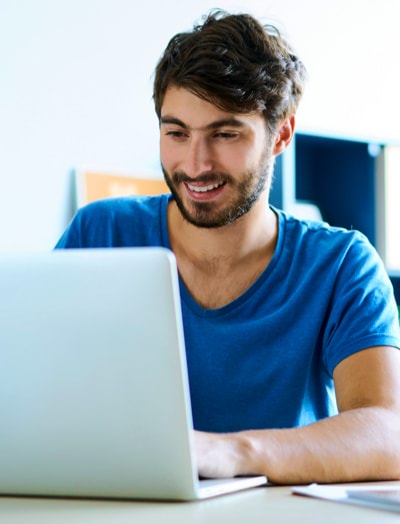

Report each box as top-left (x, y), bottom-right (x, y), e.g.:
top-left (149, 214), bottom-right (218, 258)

top-left (195, 346), bottom-right (400, 484)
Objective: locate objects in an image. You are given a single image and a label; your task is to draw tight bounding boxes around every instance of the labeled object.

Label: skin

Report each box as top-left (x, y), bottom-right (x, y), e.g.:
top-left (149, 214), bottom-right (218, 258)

top-left (159, 86), bottom-right (400, 484)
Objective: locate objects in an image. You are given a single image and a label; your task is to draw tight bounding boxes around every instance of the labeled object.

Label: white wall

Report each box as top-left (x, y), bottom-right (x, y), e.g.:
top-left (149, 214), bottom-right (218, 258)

top-left (1, 0), bottom-right (399, 252)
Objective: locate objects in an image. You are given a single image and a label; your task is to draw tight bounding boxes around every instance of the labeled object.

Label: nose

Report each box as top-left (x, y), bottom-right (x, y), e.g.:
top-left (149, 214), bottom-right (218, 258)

top-left (180, 136), bottom-right (214, 178)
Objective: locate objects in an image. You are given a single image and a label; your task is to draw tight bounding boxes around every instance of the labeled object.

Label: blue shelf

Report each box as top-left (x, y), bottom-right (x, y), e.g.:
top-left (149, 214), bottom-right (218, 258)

top-left (390, 275), bottom-right (400, 304)
top-left (294, 133), bottom-right (379, 247)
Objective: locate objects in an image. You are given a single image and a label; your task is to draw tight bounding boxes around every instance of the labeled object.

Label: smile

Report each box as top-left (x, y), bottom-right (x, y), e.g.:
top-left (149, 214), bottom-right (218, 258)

top-left (186, 181), bottom-right (225, 193)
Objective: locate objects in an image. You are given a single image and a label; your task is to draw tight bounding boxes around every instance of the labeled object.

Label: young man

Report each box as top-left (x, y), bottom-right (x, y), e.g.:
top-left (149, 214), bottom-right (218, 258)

top-left (56, 11), bottom-right (400, 484)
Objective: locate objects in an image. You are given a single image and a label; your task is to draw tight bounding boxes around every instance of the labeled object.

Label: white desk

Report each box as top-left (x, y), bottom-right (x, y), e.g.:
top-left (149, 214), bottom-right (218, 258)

top-left (1, 482), bottom-right (400, 523)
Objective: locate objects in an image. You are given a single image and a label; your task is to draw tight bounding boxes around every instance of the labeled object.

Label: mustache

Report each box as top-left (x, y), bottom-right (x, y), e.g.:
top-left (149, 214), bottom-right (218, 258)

top-left (171, 171), bottom-right (233, 185)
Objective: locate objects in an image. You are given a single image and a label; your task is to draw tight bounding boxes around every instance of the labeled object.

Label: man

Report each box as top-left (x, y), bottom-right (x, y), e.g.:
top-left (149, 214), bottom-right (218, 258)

top-left (56, 11), bottom-right (400, 484)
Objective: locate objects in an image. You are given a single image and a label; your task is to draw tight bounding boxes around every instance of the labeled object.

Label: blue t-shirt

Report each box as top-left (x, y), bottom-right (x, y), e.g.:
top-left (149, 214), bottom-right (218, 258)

top-left (56, 194), bottom-right (400, 432)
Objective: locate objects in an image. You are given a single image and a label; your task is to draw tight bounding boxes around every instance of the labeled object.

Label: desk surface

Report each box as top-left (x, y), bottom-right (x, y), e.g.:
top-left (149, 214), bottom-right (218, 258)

top-left (1, 481), bottom-right (400, 523)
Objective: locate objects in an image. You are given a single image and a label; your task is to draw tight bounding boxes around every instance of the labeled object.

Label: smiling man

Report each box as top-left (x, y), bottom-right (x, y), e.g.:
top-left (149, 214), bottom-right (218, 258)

top-left (159, 88), bottom-right (276, 230)
top-left (56, 10), bottom-right (400, 484)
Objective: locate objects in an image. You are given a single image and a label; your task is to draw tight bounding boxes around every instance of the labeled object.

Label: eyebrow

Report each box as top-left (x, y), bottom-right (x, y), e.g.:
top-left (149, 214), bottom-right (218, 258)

top-left (159, 116), bottom-right (246, 131)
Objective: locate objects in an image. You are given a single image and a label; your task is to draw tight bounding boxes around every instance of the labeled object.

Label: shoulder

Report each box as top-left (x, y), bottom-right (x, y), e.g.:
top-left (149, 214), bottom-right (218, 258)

top-left (277, 208), bottom-right (374, 264)
top-left (273, 206), bottom-right (387, 296)
top-left (272, 209), bottom-right (400, 371)
top-left (56, 194), bottom-right (171, 248)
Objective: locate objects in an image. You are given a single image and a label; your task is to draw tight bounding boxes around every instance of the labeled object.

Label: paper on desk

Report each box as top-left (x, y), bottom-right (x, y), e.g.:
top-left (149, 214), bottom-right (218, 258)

top-left (292, 482), bottom-right (400, 512)
top-left (292, 483), bottom-right (349, 502)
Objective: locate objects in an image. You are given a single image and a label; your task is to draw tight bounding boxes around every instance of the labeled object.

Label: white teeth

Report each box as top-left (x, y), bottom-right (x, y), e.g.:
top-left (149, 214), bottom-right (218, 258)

top-left (187, 182), bottom-right (223, 193)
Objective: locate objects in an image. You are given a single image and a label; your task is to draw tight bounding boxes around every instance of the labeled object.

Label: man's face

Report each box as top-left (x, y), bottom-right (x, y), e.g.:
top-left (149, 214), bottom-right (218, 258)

top-left (159, 86), bottom-right (274, 228)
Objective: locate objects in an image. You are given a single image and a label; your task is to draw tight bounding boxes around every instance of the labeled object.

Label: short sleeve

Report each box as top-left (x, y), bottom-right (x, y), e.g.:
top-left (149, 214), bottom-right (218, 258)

top-left (322, 232), bottom-right (400, 374)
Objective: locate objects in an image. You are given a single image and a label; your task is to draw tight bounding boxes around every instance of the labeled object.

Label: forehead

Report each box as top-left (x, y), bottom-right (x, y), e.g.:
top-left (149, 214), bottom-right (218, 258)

top-left (160, 86), bottom-right (264, 129)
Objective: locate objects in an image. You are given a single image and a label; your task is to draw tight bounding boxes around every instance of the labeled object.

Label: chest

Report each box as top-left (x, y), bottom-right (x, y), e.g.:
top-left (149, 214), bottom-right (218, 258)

top-left (181, 293), bottom-right (335, 432)
top-left (177, 257), bottom-right (270, 309)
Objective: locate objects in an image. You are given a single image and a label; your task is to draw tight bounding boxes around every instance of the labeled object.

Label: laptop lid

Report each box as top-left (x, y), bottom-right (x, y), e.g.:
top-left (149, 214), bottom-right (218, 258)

top-left (0, 248), bottom-right (266, 500)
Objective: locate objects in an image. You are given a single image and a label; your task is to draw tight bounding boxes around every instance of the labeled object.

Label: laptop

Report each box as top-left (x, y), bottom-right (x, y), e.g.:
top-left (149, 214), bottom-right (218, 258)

top-left (0, 247), bottom-right (267, 500)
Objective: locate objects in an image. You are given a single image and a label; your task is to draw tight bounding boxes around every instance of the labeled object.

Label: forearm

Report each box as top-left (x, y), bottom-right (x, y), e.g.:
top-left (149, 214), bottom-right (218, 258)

top-left (197, 407), bottom-right (400, 484)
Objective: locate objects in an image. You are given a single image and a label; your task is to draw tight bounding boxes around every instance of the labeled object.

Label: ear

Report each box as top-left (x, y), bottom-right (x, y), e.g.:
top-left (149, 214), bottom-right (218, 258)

top-left (272, 116), bottom-right (295, 155)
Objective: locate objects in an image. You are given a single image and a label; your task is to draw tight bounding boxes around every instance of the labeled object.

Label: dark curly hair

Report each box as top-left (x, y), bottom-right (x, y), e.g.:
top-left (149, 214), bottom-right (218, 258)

top-left (153, 10), bottom-right (307, 133)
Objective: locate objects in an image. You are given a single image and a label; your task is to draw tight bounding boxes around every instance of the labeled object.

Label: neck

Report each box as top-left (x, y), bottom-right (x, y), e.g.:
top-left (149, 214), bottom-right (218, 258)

top-left (167, 193), bottom-right (278, 266)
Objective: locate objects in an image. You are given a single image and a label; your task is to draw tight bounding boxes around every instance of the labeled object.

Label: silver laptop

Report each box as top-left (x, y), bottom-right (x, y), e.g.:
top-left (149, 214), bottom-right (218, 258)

top-left (0, 247), bottom-right (267, 500)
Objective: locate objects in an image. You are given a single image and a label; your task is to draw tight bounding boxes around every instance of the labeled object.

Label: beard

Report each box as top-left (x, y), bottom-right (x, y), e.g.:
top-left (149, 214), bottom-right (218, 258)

top-left (161, 150), bottom-right (274, 229)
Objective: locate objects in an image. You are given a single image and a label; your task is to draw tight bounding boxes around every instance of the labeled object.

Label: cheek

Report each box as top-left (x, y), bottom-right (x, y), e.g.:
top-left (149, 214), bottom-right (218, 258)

top-left (159, 140), bottom-right (175, 169)
top-left (223, 144), bottom-right (258, 171)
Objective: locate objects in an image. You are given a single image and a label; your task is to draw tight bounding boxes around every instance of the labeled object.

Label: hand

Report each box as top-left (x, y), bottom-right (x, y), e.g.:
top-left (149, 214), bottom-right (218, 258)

top-left (194, 430), bottom-right (253, 478)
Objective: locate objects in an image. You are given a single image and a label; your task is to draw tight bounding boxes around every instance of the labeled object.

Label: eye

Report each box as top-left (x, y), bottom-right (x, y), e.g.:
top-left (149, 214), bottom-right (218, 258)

top-left (165, 130), bottom-right (188, 140)
top-left (213, 131), bottom-right (239, 140)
